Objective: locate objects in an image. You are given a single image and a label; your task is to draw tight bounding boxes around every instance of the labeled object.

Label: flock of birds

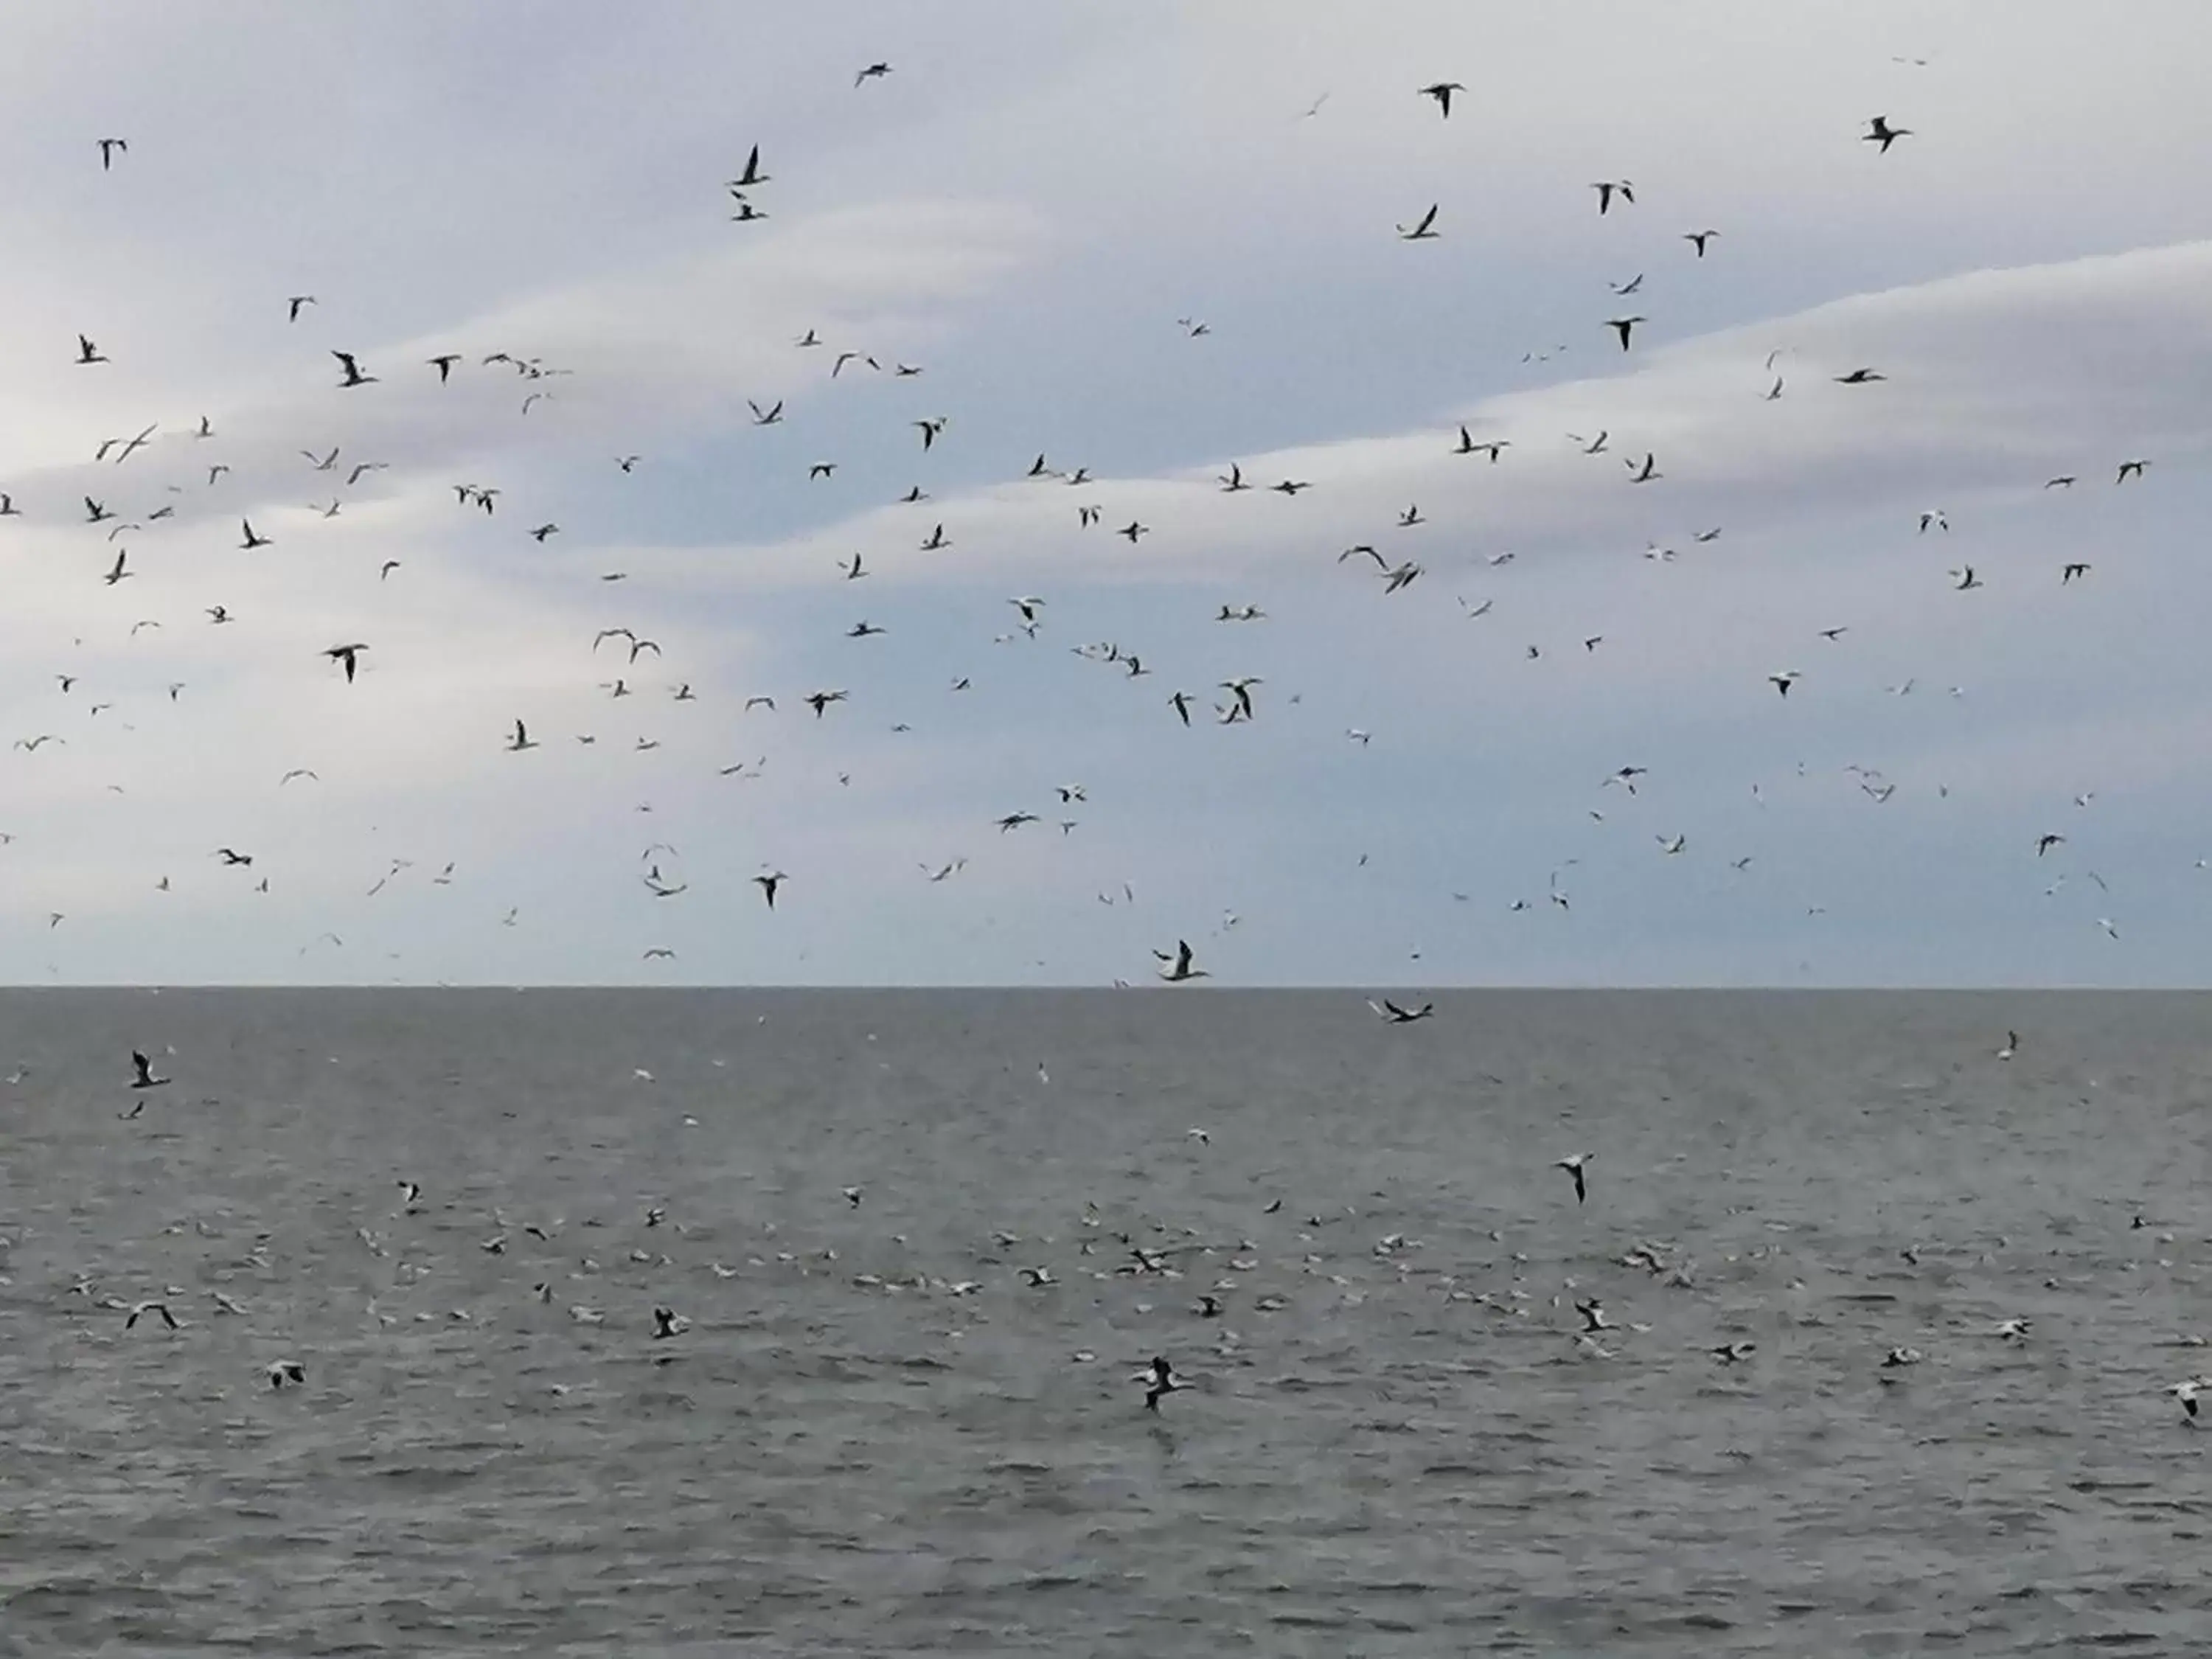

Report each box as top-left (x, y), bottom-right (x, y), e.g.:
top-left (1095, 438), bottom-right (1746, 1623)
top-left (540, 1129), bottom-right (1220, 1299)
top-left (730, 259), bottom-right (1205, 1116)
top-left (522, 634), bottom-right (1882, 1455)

top-left (10, 57), bottom-right (2183, 988)
top-left (83, 1033), bottom-right (2212, 1425)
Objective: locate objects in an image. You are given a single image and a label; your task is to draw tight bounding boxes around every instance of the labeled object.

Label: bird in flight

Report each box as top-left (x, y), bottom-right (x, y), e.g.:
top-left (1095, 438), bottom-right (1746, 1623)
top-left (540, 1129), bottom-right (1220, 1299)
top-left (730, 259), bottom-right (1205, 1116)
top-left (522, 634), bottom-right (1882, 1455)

top-left (748, 399), bottom-right (783, 425)
top-left (1417, 81), bottom-right (1464, 118)
top-left (77, 333), bottom-right (108, 365)
top-left (1683, 230), bottom-right (1718, 257)
top-left (241, 519), bottom-right (271, 549)
top-left (131, 1049), bottom-right (168, 1089)
top-left (1834, 367), bottom-right (1886, 384)
top-left (324, 644), bottom-right (369, 683)
top-left (332, 350), bottom-right (378, 387)
top-left (1397, 204), bottom-right (1440, 240)
top-left (507, 720), bottom-right (538, 752)
top-left (288, 295), bottom-right (316, 321)
top-left (1592, 180), bottom-right (1634, 214)
top-left (1863, 114), bottom-right (1912, 153)
top-left (1607, 316), bottom-right (1645, 351)
top-left (1368, 998), bottom-right (1435, 1024)
top-left (754, 871), bottom-right (787, 908)
top-left (855, 61), bottom-right (892, 86)
top-left (98, 138), bottom-right (128, 170)
top-left (1155, 939), bottom-right (1209, 983)
top-left (2117, 459), bottom-right (2149, 484)
top-left (1555, 1152), bottom-right (1593, 1203)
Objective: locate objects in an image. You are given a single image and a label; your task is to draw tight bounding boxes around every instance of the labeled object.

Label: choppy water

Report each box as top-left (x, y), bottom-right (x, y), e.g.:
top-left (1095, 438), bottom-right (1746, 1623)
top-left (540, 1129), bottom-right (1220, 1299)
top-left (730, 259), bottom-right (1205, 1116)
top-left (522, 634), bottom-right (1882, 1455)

top-left (2, 989), bottom-right (2210, 1655)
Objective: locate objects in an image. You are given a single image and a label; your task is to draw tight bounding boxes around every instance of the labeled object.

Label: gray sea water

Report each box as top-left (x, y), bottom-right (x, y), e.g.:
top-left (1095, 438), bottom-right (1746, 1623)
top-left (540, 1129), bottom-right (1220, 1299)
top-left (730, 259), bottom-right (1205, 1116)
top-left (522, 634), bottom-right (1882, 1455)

top-left (1, 989), bottom-right (2210, 1656)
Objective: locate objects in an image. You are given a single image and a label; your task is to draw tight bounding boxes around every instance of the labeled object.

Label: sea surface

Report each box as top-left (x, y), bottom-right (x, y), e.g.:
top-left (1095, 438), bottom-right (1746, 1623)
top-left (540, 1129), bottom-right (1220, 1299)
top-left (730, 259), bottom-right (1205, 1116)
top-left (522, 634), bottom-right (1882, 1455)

top-left (1, 989), bottom-right (2210, 1657)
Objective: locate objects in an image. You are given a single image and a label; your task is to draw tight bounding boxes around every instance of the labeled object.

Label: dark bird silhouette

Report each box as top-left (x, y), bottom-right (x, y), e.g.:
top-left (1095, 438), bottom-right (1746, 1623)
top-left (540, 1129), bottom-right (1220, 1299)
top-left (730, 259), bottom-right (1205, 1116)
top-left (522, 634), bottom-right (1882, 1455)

top-left (240, 519), bottom-right (271, 549)
top-left (1417, 81), bottom-right (1464, 117)
top-left (76, 333), bottom-right (108, 365)
top-left (1684, 230), bottom-right (1718, 256)
top-left (287, 295), bottom-right (316, 321)
top-left (332, 350), bottom-right (378, 388)
top-left (324, 643), bottom-right (368, 683)
top-left (214, 847), bottom-right (253, 866)
top-left (855, 61), bottom-right (892, 86)
top-left (130, 1049), bottom-right (168, 1089)
top-left (754, 871), bottom-right (787, 908)
top-left (1835, 367), bottom-right (1886, 384)
top-left (1592, 180), bottom-right (1634, 214)
top-left (1607, 316), bottom-right (1645, 350)
top-left (97, 138), bottom-right (128, 170)
top-left (730, 145), bottom-right (770, 188)
top-left (1397, 204), bottom-right (1440, 240)
top-left (1863, 115), bottom-right (1912, 153)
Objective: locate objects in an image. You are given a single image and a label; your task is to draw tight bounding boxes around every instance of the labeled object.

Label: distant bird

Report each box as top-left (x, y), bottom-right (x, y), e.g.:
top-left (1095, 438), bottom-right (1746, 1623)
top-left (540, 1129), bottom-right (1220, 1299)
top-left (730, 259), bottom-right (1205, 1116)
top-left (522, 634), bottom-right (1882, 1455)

top-left (324, 643), bottom-right (368, 683)
top-left (1835, 367), bottom-right (1885, 384)
top-left (1657, 833), bottom-right (1688, 854)
top-left (1862, 114), bottom-right (1911, 152)
top-left (2062, 562), bottom-right (2090, 583)
top-left (1950, 566), bottom-right (1982, 591)
top-left (529, 523), bottom-right (559, 542)
top-left (1367, 998), bottom-right (1434, 1024)
top-left (1555, 1152), bottom-right (1593, 1203)
top-left (2037, 834), bottom-right (2065, 856)
top-left (101, 550), bottom-right (131, 586)
top-left (1397, 204), bottom-right (1440, 240)
top-left (854, 61), bottom-right (892, 86)
top-left (748, 399), bottom-right (783, 425)
top-left (2117, 459), bottom-right (2149, 484)
top-left (2171, 1378), bottom-right (2208, 1422)
top-left (507, 720), bottom-right (538, 752)
top-left (97, 138), bottom-right (128, 170)
top-left (1711, 1341), bottom-right (1757, 1365)
top-left (1592, 180), bottom-right (1634, 214)
top-left (730, 145), bottom-right (770, 189)
top-left (265, 1360), bottom-right (307, 1389)
top-left (214, 847), bottom-right (253, 866)
top-left (804, 689), bottom-right (846, 718)
top-left (1417, 81), bottom-right (1464, 117)
top-left (1683, 230), bottom-right (1717, 256)
top-left (130, 1049), bottom-right (168, 1089)
top-left (914, 417), bottom-right (947, 451)
top-left (332, 350), bottom-right (377, 387)
top-left (1219, 462), bottom-right (1249, 491)
top-left (1769, 671), bottom-right (1801, 698)
top-left (76, 333), bottom-right (108, 365)
top-left (1997, 1030), bottom-right (2019, 1061)
top-left (240, 519), bottom-right (271, 549)
top-left (1141, 1355), bottom-right (1184, 1412)
top-left (1606, 316), bottom-right (1645, 350)
top-left (1155, 939), bottom-right (1208, 983)
top-left (1627, 453), bottom-right (1660, 484)
top-left (754, 872), bottom-right (787, 909)
top-left (126, 1301), bottom-right (178, 1330)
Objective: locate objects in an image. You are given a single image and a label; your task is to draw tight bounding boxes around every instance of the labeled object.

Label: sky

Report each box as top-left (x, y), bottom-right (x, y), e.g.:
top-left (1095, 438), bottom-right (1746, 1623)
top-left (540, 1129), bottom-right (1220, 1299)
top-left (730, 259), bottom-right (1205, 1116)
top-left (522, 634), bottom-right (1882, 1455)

top-left (2, 1), bottom-right (2211, 987)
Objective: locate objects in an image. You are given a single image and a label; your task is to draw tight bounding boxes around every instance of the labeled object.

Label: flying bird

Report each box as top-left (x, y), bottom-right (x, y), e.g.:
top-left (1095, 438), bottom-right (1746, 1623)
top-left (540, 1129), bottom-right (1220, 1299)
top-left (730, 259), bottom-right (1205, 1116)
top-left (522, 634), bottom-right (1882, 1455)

top-left (1592, 180), bottom-right (1634, 213)
top-left (1555, 1152), bottom-right (1593, 1204)
top-left (1155, 940), bottom-right (1209, 983)
top-left (1863, 114), bottom-right (1912, 152)
top-left (97, 138), bottom-right (128, 170)
top-left (332, 350), bottom-right (378, 387)
top-left (754, 871), bottom-right (787, 908)
top-left (324, 643), bottom-right (368, 683)
top-left (1417, 81), bottom-right (1464, 117)
top-left (1397, 204), bottom-right (1440, 240)
top-left (855, 61), bottom-right (892, 86)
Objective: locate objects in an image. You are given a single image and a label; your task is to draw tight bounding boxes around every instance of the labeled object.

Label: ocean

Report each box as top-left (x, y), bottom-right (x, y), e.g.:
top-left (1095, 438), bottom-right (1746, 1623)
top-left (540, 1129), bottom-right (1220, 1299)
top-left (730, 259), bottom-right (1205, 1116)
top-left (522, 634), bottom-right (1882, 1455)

top-left (1, 989), bottom-right (2208, 1655)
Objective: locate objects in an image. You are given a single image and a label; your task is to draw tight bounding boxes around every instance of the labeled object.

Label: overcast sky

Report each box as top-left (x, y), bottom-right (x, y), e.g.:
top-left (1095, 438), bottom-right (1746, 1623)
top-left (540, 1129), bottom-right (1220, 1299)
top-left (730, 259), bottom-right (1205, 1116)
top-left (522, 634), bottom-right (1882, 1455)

top-left (2, 1), bottom-right (2210, 987)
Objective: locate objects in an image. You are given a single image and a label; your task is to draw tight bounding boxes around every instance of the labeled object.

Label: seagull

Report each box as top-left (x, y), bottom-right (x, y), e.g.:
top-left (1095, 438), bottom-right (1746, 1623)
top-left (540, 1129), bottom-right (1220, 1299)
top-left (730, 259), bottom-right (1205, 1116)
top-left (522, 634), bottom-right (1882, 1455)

top-left (1997, 1030), bottom-right (2019, 1061)
top-left (729, 145), bottom-right (770, 188)
top-left (2171, 1378), bottom-right (2210, 1422)
top-left (1141, 1355), bottom-right (1184, 1411)
top-left (1863, 115), bottom-right (1912, 152)
top-left (854, 61), bottom-right (892, 86)
top-left (1657, 833), bottom-right (1688, 855)
top-left (748, 399), bottom-right (783, 425)
top-left (652, 1306), bottom-right (687, 1339)
top-left (1417, 81), bottom-right (1464, 117)
top-left (2062, 563), bottom-right (2091, 583)
top-left (241, 519), bottom-right (272, 549)
top-left (2037, 834), bottom-right (2065, 856)
top-left (125, 1301), bottom-right (178, 1330)
top-left (1367, 998), bottom-right (1434, 1024)
top-left (332, 350), bottom-right (378, 387)
top-left (1220, 676), bottom-right (1262, 720)
top-left (1919, 509), bottom-right (1949, 533)
top-left (753, 872), bottom-right (787, 909)
top-left (1397, 204), bottom-right (1440, 240)
top-left (265, 1360), bottom-right (307, 1389)
top-left (131, 1049), bottom-right (169, 1089)
top-left (97, 137), bottom-right (128, 170)
top-left (214, 847), bottom-right (254, 866)
top-left (1950, 566), bottom-right (1982, 591)
top-left (804, 689), bottom-right (846, 718)
top-left (102, 550), bottom-right (131, 586)
top-left (1592, 180), bottom-right (1634, 213)
top-left (507, 720), bottom-right (538, 752)
top-left (1835, 367), bottom-right (1886, 384)
top-left (1218, 462), bottom-right (1250, 491)
top-left (1684, 230), bottom-right (1718, 257)
top-left (1555, 1152), bottom-right (1593, 1204)
top-left (1155, 940), bottom-right (1209, 983)
top-left (1711, 1341), bottom-right (1757, 1365)
top-left (914, 417), bottom-right (947, 451)
top-left (323, 643), bottom-right (368, 683)
top-left (76, 333), bottom-right (108, 365)
top-left (1607, 317), bottom-right (1645, 350)
top-left (1627, 453), bottom-right (1660, 484)
top-left (2117, 459), bottom-right (2149, 484)
top-left (1769, 671), bottom-right (1801, 698)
